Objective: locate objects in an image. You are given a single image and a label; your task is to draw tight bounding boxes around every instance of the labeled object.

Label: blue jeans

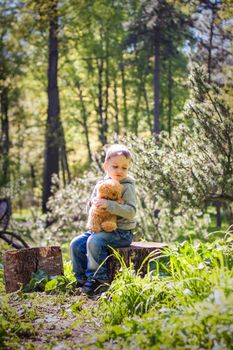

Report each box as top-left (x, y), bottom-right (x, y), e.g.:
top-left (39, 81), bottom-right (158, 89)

top-left (70, 229), bottom-right (133, 281)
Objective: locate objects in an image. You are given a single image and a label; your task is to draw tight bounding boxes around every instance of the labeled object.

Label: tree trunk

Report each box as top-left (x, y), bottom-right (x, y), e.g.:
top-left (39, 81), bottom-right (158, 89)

top-left (104, 37), bottom-right (110, 140)
top-left (0, 86), bottom-right (10, 186)
top-left (30, 164), bottom-right (37, 189)
top-left (120, 56), bottom-right (128, 132)
top-left (153, 27), bottom-right (160, 134)
top-left (3, 246), bottom-right (64, 293)
top-left (76, 79), bottom-right (92, 163)
top-left (207, 9), bottom-right (214, 84)
top-left (168, 59), bottom-right (173, 136)
top-left (107, 242), bottom-right (167, 281)
top-left (142, 82), bottom-right (153, 134)
top-left (113, 77), bottom-right (119, 135)
top-left (133, 87), bottom-right (141, 136)
top-left (59, 121), bottom-right (71, 186)
top-left (42, 0), bottom-right (60, 213)
top-left (97, 52), bottom-right (106, 146)
top-left (215, 201), bottom-right (222, 228)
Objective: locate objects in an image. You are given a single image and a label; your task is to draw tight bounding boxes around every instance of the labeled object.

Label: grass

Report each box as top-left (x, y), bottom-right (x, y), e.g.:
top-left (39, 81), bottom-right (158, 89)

top-left (0, 227), bottom-right (232, 349)
top-left (95, 233), bottom-right (233, 349)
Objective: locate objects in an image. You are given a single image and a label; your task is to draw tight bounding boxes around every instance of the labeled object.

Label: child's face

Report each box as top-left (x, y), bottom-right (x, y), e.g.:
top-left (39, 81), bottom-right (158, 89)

top-left (104, 155), bottom-right (130, 182)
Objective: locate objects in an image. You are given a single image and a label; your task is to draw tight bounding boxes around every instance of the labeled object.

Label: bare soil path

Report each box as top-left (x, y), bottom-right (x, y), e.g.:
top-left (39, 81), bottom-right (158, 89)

top-left (8, 291), bottom-right (104, 350)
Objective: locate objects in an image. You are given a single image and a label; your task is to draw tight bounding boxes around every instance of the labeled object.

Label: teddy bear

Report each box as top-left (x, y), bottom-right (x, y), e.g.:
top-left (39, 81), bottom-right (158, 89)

top-left (87, 179), bottom-right (124, 233)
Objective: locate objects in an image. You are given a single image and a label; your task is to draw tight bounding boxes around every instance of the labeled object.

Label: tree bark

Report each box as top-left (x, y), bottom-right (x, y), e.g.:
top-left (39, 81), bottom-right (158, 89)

top-left (42, 0), bottom-right (60, 213)
top-left (133, 87), bottom-right (141, 136)
top-left (142, 82), bottom-right (153, 134)
top-left (107, 242), bottom-right (167, 281)
top-left (104, 37), bottom-right (110, 140)
top-left (207, 8), bottom-right (214, 84)
top-left (120, 56), bottom-right (128, 132)
top-left (153, 27), bottom-right (160, 134)
top-left (0, 86), bottom-right (10, 186)
top-left (3, 246), bottom-right (63, 293)
top-left (168, 59), bottom-right (173, 136)
top-left (76, 79), bottom-right (92, 163)
top-left (215, 201), bottom-right (222, 228)
top-left (113, 77), bottom-right (120, 135)
top-left (97, 52), bottom-right (106, 145)
top-left (59, 121), bottom-right (71, 186)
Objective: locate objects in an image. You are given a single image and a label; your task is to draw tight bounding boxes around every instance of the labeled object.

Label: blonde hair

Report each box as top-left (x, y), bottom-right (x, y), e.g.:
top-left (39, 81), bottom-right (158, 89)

top-left (105, 144), bottom-right (132, 162)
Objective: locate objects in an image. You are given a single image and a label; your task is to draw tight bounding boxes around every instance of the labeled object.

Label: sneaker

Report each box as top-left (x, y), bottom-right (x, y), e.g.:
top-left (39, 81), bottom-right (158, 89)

top-left (76, 279), bottom-right (87, 288)
top-left (81, 278), bottom-right (109, 296)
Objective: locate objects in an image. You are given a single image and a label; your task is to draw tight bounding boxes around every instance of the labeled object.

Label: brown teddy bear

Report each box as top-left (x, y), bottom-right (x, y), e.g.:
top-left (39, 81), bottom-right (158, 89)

top-left (87, 179), bottom-right (124, 233)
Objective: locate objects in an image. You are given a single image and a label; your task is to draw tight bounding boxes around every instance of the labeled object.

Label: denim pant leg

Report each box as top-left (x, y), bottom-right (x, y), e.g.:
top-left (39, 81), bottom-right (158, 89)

top-left (70, 232), bottom-right (91, 281)
top-left (86, 229), bottom-right (133, 281)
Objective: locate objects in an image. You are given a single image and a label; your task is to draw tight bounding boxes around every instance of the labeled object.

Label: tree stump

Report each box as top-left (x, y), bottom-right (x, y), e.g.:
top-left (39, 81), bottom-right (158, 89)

top-left (3, 246), bottom-right (64, 293)
top-left (107, 242), bottom-right (168, 281)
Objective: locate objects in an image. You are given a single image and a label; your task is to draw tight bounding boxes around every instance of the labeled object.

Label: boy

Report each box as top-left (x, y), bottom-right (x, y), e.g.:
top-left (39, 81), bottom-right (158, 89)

top-left (70, 144), bottom-right (137, 296)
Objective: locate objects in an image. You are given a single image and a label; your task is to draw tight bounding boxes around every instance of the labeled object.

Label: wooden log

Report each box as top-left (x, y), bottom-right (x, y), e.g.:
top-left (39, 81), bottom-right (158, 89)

top-left (3, 246), bottom-right (64, 293)
top-left (107, 242), bottom-right (168, 281)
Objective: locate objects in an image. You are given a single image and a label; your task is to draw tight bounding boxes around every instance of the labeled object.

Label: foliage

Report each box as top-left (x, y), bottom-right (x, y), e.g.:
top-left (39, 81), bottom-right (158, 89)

top-left (125, 65), bottom-right (233, 240)
top-left (98, 236), bottom-right (233, 324)
top-left (42, 65), bottom-right (233, 243)
top-left (44, 172), bottom-right (101, 244)
top-left (24, 260), bottom-right (77, 294)
top-left (0, 296), bottom-right (35, 348)
top-left (97, 294), bottom-right (233, 350)
top-left (96, 236), bottom-right (233, 349)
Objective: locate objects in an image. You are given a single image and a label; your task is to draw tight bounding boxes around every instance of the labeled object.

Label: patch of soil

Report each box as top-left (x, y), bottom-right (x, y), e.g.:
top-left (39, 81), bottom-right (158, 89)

top-left (8, 291), bottom-right (103, 349)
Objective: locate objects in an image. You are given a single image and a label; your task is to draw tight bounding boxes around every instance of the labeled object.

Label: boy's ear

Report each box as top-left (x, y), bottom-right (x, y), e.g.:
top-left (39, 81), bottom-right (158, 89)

top-left (103, 161), bottom-right (108, 172)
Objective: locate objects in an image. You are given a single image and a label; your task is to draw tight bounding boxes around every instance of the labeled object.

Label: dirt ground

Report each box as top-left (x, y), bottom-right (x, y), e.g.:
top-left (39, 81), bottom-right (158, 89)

top-left (8, 291), bottom-right (106, 350)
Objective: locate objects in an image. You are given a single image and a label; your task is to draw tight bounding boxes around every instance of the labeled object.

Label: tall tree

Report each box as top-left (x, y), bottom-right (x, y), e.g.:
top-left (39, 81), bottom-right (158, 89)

top-left (129, 0), bottom-right (191, 134)
top-left (0, 1), bottom-right (25, 188)
top-left (192, 0), bottom-right (232, 226)
top-left (42, 0), bottom-right (60, 213)
top-left (193, 0), bottom-right (232, 84)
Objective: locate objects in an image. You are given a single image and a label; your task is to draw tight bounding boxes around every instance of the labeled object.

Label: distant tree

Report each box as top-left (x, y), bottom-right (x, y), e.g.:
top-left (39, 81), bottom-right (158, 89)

top-left (128, 65), bottom-right (233, 239)
top-left (129, 0), bottom-right (191, 134)
top-left (192, 0), bottom-right (232, 84)
top-left (0, 1), bottom-right (25, 188)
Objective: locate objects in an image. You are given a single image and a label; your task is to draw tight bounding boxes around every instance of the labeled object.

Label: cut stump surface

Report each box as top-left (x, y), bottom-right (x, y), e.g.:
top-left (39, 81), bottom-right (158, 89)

top-left (3, 246), bottom-right (64, 293)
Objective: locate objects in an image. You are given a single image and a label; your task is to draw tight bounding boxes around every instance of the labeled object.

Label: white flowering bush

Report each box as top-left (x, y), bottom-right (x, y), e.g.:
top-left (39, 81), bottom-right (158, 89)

top-left (43, 171), bottom-right (101, 244)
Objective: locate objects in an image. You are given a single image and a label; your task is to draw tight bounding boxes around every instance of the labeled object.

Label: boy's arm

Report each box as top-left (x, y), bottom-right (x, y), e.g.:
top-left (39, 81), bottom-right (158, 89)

top-left (106, 184), bottom-right (136, 220)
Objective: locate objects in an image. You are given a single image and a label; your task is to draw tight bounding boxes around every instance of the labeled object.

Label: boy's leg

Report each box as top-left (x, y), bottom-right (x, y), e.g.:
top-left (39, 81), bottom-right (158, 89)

top-left (70, 232), bottom-right (91, 283)
top-left (86, 229), bottom-right (133, 281)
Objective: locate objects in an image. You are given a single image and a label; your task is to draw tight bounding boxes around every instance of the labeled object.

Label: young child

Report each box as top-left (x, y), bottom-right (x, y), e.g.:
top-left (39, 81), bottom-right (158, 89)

top-left (70, 144), bottom-right (137, 296)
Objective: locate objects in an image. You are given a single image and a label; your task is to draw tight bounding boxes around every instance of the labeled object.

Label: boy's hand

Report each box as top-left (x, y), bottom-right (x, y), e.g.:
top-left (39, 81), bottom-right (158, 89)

top-left (93, 198), bottom-right (107, 209)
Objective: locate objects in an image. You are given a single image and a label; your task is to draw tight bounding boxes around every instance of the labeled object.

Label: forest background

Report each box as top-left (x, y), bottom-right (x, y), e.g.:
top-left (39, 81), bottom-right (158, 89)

top-left (0, 0), bottom-right (232, 248)
top-left (0, 1), bottom-right (233, 349)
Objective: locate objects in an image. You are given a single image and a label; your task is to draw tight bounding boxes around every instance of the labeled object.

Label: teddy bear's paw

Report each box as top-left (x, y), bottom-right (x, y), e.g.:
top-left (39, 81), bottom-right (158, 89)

top-left (117, 198), bottom-right (125, 204)
top-left (87, 224), bottom-right (101, 233)
top-left (101, 221), bottom-right (117, 232)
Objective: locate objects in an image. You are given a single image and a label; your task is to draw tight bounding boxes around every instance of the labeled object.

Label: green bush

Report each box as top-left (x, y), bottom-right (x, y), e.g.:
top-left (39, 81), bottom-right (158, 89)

top-left (98, 293), bottom-right (233, 349)
top-left (0, 296), bottom-right (35, 348)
